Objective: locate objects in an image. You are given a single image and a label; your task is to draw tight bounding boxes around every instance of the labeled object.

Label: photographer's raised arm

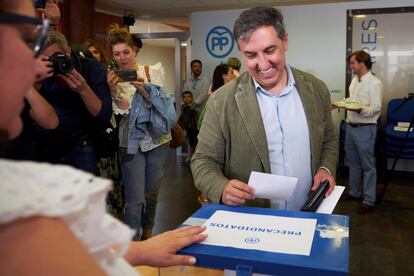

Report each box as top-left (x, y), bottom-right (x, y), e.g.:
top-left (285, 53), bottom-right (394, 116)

top-left (37, 0), bottom-right (60, 30)
top-left (107, 70), bottom-right (130, 110)
top-left (58, 69), bottom-right (103, 117)
top-left (26, 87), bottom-right (59, 129)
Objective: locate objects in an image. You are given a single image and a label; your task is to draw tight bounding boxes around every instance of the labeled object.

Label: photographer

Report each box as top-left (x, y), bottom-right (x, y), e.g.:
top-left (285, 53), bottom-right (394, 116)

top-left (35, 30), bottom-right (112, 174)
top-left (0, 2), bottom-right (206, 275)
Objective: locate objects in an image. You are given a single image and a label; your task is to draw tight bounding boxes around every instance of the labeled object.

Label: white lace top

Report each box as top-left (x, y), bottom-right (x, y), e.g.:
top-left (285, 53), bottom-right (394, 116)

top-left (0, 159), bottom-right (138, 276)
top-left (112, 63), bottom-right (165, 115)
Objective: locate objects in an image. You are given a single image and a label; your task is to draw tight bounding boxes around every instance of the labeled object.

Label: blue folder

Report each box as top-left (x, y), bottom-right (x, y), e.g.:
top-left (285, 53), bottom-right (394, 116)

top-left (179, 204), bottom-right (349, 275)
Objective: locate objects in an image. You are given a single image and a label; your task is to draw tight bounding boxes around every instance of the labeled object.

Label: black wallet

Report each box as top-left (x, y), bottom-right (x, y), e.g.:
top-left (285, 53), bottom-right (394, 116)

top-left (300, 180), bottom-right (330, 212)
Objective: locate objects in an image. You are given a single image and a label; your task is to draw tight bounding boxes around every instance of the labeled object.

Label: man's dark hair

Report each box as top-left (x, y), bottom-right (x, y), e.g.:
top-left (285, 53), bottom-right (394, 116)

top-left (347, 50), bottom-right (372, 70)
top-left (191, 59), bottom-right (202, 67)
top-left (182, 91), bottom-right (193, 97)
top-left (233, 7), bottom-right (286, 45)
top-left (131, 35), bottom-right (143, 49)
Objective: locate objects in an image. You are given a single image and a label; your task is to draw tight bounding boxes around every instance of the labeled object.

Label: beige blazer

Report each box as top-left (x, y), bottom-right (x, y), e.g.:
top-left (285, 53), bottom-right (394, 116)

top-left (191, 68), bottom-right (338, 206)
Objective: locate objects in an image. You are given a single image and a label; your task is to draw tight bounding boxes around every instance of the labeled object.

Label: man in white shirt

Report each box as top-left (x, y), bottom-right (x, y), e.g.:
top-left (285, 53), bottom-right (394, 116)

top-left (343, 50), bottom-right (383, 213)
top-left (183, 59), bottom-right (210, 108)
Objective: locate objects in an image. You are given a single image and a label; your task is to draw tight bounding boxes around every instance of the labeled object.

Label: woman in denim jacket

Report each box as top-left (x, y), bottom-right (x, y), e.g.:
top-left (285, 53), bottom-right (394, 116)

top-left (106, 24), bottom-right (176, 241)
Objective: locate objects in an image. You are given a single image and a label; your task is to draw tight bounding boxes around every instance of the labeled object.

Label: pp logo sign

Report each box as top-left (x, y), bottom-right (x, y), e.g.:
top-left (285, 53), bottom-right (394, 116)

top-left (205, 26), bottom-right (234, 58)
top-left (244, 237), bottom-right (260, 244)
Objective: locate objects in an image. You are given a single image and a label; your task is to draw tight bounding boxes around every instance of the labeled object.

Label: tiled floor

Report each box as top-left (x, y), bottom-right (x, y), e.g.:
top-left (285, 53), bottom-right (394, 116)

top-left (152, 150), bottom-right (414, 276)
top-left (336, 172), bottom-right (414, 276)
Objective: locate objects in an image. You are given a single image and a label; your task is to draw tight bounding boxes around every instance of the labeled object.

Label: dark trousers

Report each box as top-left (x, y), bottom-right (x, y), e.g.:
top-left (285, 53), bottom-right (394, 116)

top-left (38, 141), bottom-right (97, 174)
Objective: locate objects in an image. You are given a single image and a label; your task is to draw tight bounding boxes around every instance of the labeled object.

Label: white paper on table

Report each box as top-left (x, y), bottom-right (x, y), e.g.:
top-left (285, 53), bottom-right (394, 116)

top-left (248, 171), bottom-right (297, 200)
top-left (201, 210), bottom-right (317, 256)
top-left (316, 185), bottom-right (345, 214)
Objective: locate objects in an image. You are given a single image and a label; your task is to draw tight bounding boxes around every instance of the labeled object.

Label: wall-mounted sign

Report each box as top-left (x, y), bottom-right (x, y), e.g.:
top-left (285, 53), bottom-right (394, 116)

top-left (205, 26), bottom-right (234, 58)
top-left (346, 7), bottom-right (414, 117)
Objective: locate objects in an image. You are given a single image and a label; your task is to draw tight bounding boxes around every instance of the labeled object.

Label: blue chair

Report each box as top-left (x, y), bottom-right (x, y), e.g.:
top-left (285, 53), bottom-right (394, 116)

top-left (383, 98), bottom-right (414, 155)
top-left (378, 97), bottom-right (414, 203)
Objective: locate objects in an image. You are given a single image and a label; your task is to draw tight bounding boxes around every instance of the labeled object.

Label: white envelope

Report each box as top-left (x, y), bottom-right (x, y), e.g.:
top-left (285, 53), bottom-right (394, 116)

top-left (248, 171), bottom-right (297, 200)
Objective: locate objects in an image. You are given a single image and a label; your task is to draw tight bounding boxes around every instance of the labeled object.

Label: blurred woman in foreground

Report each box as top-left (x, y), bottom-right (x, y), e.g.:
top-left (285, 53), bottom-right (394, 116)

top-left (0, 1), bottom-right (206, 275)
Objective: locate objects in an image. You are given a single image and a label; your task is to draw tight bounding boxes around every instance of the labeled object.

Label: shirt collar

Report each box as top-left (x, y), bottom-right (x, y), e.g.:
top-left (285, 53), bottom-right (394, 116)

top-left (359, 71), bottom-right (372, 82)
top-left (192, 74), bottom-right (202, 81)
top-left (253, 65), bottom-right (296, 96)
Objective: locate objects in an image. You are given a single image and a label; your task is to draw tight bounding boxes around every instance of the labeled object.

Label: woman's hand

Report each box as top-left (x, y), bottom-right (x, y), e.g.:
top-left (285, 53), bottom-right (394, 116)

top-left (107, 70), bottom-right (120, 96)
top-left (124, 225), bottom-right (207, 267)
top-left (130, 76), bottom-right (149, 98)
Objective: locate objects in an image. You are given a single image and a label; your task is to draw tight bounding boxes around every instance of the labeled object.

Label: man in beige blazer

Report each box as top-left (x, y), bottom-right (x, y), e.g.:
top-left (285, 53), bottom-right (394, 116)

top-left (191, 7), bottom-right (338, 209)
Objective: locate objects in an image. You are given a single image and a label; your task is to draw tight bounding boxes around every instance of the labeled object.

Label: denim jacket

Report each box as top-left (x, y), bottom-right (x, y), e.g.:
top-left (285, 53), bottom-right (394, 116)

top-left (127, 84), bottom-right (176, 154)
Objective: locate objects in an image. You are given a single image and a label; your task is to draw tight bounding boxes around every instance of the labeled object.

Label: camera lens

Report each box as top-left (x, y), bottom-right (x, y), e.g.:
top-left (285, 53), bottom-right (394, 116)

top-left (49, 52), bottom-right (74, 74)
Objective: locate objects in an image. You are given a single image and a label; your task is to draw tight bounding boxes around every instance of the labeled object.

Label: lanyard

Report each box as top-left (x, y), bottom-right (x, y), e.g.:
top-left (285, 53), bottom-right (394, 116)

top-left (192, 78), bottom-right (199, 90)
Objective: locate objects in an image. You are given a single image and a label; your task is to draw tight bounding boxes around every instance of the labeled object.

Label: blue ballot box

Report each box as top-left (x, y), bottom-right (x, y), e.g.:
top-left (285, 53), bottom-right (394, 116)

top-left (179, 204), bottom-right (349, 276)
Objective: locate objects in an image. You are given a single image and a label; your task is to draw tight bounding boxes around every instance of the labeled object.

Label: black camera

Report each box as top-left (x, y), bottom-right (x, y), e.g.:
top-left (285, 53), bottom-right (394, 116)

top-left (49, 52), bottom-right (74, 74)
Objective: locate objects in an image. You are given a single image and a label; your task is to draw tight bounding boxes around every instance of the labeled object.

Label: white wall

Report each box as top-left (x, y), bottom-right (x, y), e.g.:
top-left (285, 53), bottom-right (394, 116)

top-left (130, 19), bottom-right (182, 33)
top-left (190, 0), bottom-right (414, 171)
top-left (137, 44), bottom-right (176, 97)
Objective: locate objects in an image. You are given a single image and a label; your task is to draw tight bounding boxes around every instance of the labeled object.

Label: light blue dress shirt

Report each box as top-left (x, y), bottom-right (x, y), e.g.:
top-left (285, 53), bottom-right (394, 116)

top-left (254, 65), bottom-right (312, 210)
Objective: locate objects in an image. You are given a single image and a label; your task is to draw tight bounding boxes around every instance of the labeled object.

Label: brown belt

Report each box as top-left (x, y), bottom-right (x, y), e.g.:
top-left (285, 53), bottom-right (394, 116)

top-left (348, 123), bottom-right (376, 128)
